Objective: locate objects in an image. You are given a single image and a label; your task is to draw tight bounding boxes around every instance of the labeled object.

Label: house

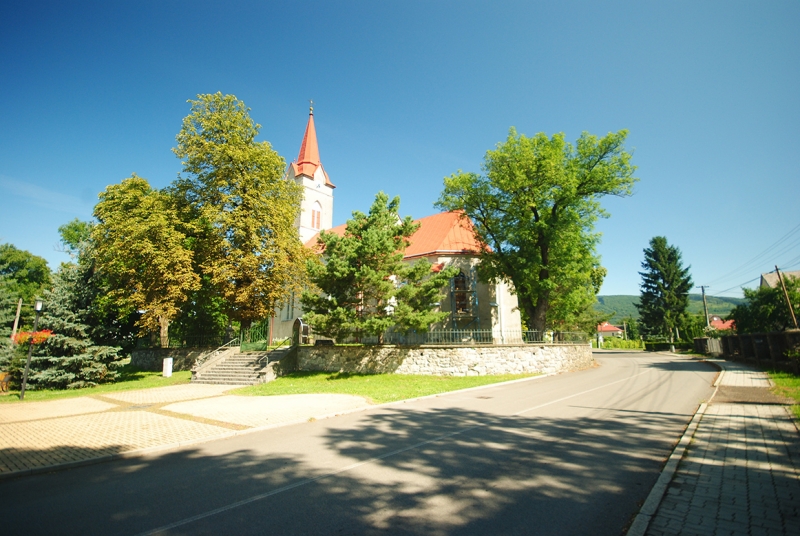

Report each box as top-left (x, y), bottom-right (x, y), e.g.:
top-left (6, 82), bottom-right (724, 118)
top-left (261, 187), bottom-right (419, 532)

top-left (596, 322), bottom-right (624, 337)
top-left (760, 270), bottom-right (800, 289)
top-left (708, 315), bottom-right (734, 331)
top-left (269, 107), bottom-right (521, 342)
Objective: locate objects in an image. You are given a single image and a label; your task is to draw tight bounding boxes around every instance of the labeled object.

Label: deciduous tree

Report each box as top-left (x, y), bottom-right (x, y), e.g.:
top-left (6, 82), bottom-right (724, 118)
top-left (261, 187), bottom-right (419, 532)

top-left (172, 93), bottom-right (308, 330)
top-left (92, 175), bottom-right (199, 347)
top-left (436, 128), bottom-right (637, 332)
top-left (728, 275), bottom-right (799, 334)
top-left (0, 243), bottom-right (51, 328)
top-left (636, 236), bottom-right (693, 338)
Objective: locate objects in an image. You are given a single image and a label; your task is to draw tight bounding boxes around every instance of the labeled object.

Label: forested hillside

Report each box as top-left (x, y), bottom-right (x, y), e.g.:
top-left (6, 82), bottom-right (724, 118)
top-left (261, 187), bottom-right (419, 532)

top-left (595, 294), bottom-right (744, 324)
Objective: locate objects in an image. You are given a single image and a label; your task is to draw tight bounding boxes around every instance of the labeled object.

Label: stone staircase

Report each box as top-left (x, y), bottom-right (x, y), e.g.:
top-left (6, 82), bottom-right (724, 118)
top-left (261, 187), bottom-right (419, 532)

top-left (192, 347), bottom-right (293, 386)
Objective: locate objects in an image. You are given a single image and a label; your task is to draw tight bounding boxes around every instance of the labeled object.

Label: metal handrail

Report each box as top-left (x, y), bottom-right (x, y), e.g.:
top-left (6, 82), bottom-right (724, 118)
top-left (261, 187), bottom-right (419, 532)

top-left (257, 337), bottom-right (293, 367)
top-left (192, 337), bottom-right (240, 370)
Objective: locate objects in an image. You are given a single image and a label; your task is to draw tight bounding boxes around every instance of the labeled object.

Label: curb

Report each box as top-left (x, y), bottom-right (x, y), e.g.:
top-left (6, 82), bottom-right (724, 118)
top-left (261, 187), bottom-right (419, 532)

top-left (0, 370), bottom-right (562, 482)
top-left (625, 357), bottom-right (723, 536)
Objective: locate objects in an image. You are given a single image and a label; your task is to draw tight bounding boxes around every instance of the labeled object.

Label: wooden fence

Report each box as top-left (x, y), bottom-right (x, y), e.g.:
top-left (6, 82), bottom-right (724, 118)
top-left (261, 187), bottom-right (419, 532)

top-left (719, 331), bottom-right (800, 371)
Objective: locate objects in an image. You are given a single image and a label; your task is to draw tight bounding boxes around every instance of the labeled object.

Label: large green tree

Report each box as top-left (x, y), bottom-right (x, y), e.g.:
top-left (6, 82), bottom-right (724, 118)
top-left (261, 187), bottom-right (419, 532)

top-left (728, 275), bottom-right (799, 334)
top-left (92, 175), bottom-right (199, 347)
top-left (302, 192), bottom-right (456, 342)
top-left (0, 244), bottom-right (51, 328)
top-left (636, 236), bottom-right (693, 338)
top-left (436, 128), bottom-right (637, 332)
top-left (172, 93), bottom-right (308, 330)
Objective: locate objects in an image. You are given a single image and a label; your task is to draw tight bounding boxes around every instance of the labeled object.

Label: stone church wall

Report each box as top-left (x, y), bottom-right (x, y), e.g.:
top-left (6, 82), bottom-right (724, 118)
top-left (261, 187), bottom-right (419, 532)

top-left (296, 344), bottom-right (593, 376)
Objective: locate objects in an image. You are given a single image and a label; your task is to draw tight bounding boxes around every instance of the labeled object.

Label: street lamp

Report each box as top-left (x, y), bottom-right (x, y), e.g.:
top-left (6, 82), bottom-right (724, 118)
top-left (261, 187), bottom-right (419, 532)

top-left (19, 299), bottom-right (43, 401)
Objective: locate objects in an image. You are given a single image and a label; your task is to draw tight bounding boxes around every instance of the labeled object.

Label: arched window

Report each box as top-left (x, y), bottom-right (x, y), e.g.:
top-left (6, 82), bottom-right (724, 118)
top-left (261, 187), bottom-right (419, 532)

top-left (453, 271), bottom-right (469, 314)
top-left (311, 201), bottom-right (322, 229)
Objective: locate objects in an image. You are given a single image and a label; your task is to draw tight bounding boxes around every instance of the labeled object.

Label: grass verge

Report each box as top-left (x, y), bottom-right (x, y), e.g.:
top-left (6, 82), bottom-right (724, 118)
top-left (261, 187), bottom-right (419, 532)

top-left (766, 369), bottom-right (800, 420)
top-left (0, 364), bottom-right (192, 404)
top-left (231, 371), bottom-right (539, 404)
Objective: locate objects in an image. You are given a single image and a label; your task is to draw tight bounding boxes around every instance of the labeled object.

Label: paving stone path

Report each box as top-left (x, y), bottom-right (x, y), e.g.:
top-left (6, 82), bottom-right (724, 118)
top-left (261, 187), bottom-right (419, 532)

top-left (0, 384), bottom-right (370, 478)
top-left (644, 360), bottom-right (800, 536)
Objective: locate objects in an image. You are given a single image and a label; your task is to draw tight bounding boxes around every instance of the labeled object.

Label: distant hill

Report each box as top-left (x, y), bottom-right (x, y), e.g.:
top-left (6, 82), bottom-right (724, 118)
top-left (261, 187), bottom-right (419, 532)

top-left (594, 295), bottom-right (744, 324)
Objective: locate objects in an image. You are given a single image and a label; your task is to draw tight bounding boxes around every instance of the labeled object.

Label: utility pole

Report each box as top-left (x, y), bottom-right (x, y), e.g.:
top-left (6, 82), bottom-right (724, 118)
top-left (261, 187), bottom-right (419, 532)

top-left (775, 266), bottom-right (799, 330)
top-left (10, 298), bottom-right (22, 339)
top-left (697, 286), bottom-right (710, 328)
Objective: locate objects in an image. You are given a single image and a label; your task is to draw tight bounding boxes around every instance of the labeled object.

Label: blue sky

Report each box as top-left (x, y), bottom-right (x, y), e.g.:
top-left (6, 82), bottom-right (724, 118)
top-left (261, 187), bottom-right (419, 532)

top-left (1, 1), bottom-right (798, 298)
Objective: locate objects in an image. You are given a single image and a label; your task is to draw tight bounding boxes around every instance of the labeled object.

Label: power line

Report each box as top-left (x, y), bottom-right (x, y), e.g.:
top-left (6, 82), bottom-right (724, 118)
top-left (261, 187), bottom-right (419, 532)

top-left (705, 222), bottom-right (800, 287)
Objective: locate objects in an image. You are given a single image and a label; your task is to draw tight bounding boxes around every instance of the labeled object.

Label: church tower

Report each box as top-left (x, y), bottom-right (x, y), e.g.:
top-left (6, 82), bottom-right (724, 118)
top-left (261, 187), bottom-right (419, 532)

top-left (286, 105), bottom-right (335, 244)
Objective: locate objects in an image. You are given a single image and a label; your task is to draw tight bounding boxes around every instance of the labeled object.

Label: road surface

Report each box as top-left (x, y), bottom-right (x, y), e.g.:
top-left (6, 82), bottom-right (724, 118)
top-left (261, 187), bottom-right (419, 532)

top-left (0, 351), bottom-right (716, 535)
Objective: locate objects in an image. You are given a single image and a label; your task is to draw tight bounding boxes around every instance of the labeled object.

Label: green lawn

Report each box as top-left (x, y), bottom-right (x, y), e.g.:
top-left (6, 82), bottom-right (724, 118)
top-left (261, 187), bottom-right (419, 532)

top-left (0, 364), bottom-right (192, 404)
top-left (231, 371), bottom-right (539, 404)
top-left (767, 369), bottom-right (800, 420)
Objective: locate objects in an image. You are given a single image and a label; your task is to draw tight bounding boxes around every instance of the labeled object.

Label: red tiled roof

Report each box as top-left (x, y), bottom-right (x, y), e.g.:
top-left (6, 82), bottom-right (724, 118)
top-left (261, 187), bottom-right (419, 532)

top-left (291, 109), bottom-right (335, 188)
top-left (711, 319), bottom-right (734, 330)
top-left (597, 322), bottom-right (623, 333)
top-left (404, 211), bottom-right (485, 259)
top-left (304, 211), bottom-right (485, 259)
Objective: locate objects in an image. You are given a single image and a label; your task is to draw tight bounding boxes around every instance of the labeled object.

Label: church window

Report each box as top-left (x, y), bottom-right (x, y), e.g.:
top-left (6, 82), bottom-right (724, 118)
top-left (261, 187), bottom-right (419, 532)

top-left (453, 271), bottom-right (470, 314)
top-left (311, 202), bottom-right (322, 229)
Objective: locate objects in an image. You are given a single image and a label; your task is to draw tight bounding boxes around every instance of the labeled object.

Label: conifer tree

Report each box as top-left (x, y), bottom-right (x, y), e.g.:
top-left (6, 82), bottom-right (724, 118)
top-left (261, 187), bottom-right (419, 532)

top-left (636, 236), bottom-right (693, 338)
top-left (0, 275), bottom-right (17, 369)
top-left (17, 260), bottom-right (123, 390)
top-left (302, 192), bottom-right (456, 342)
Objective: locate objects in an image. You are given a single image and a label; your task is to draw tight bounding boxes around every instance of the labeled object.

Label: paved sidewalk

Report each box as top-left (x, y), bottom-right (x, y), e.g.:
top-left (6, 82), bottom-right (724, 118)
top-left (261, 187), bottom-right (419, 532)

top-left (642, 359), bottom-right (800, 536)
top-left (0, 384), bottom-right (370, 478)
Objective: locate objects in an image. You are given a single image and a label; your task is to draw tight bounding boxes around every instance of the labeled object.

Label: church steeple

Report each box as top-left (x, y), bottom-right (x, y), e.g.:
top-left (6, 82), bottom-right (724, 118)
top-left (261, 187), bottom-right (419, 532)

top-left (287, 104), bottom-right (335, 244)
top-left (291, 105), bottom-right (334, 188)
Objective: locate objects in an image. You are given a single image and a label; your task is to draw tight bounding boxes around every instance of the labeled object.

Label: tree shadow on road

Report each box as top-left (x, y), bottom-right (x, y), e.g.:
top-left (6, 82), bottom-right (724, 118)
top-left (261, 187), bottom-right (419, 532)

top-left (1, 400), bottom-right (701, 536)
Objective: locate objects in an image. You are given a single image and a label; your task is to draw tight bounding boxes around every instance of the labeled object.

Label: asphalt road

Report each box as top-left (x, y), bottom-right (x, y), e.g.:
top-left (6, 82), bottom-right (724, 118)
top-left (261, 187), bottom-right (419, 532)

top-left (0, 351), bottom-right (716, 535)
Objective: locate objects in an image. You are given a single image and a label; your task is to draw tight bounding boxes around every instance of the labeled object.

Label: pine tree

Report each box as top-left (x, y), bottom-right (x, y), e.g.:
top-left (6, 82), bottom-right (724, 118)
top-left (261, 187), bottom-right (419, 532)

top-left (636, 236), bottom-right (693, 339)
top-left (302, 192), bottom-right (456, 342)
top-left (0, 275), bottom-right (17, 369)
top-left (17, 260), bottom-right (123, 390)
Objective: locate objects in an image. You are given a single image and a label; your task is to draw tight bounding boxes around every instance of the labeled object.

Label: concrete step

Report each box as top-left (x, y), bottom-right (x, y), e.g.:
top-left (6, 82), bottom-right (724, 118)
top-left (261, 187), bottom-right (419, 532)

top-left (192, 380), bottom-right (256, 385)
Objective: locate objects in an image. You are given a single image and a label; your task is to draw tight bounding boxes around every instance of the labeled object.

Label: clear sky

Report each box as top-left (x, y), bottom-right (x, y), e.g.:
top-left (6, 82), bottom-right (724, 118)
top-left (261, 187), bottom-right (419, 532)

top-left (1, 1), bottom-right (798, 298)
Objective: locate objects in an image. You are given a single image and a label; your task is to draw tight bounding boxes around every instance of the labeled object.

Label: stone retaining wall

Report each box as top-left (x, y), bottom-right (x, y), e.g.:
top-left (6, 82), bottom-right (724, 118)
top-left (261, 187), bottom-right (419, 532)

top-left (130, 347), bottom-right (216, 372)
top-left (297, 344), bottom-right (593, 376)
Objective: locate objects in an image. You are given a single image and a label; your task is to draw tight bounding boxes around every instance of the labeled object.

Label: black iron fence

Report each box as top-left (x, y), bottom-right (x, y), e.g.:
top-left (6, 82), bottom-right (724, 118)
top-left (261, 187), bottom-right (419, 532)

top-left (328, 328), bottom-right (588, 346)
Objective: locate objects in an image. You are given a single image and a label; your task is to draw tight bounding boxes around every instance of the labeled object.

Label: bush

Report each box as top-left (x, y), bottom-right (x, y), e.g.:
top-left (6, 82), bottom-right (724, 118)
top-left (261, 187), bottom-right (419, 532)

top-left (602, 338), bottom-right (644, 349)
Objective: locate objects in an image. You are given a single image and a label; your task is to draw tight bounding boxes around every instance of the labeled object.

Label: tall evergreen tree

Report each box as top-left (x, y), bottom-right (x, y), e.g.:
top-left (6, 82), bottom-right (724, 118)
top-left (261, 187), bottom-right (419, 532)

top-left (0, 275), bottom-right (17, 369)
top-left (302, 192), bottom-right (456, 342)
top-left (636, 236), bottom-right (693, 338)
top-left (14, 260), bottom-right (123, 390)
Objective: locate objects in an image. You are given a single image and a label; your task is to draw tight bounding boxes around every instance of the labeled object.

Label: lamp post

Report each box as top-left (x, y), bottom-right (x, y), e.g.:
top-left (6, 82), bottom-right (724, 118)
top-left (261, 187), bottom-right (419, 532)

top-left (19, 299), bottom-right (43, 401)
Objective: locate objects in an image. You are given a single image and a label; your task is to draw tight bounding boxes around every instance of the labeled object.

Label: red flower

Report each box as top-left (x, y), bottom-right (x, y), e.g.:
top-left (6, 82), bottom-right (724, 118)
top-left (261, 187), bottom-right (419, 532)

top-left (12, 329), bottom-right (54, 345)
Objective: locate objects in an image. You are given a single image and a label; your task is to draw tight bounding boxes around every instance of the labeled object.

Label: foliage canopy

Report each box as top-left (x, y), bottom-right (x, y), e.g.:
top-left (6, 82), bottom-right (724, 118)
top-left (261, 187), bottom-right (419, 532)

top-left (636, 236), bottom-right (693, 338)
top-left (302, 192), bottom-right (456, 341)
top-left (92, 175), bottom-right (200, 347)
top-left (172, 92), bottom-right (308, 329)
top-left (436, 128), bottom-right (637, 332)
top-left (728, 275), bottom-right (799, 334)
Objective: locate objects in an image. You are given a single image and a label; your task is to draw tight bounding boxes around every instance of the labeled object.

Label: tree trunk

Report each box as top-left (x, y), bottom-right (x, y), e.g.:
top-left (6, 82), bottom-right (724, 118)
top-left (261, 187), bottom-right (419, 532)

top-left (531, 292), bottom-right (549, 333)
top-left (159, 316), bottom-right (170, 348)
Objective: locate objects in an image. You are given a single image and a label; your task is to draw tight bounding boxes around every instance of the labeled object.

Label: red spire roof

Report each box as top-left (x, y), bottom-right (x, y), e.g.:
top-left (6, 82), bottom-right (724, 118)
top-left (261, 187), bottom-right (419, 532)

top-left (291, 107), bottom-right (334, 188)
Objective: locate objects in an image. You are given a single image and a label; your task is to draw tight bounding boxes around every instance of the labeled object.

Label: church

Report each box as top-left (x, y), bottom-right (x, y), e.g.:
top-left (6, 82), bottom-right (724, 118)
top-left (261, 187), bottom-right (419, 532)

top-left (270, 107), bottom-right (522, 343)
